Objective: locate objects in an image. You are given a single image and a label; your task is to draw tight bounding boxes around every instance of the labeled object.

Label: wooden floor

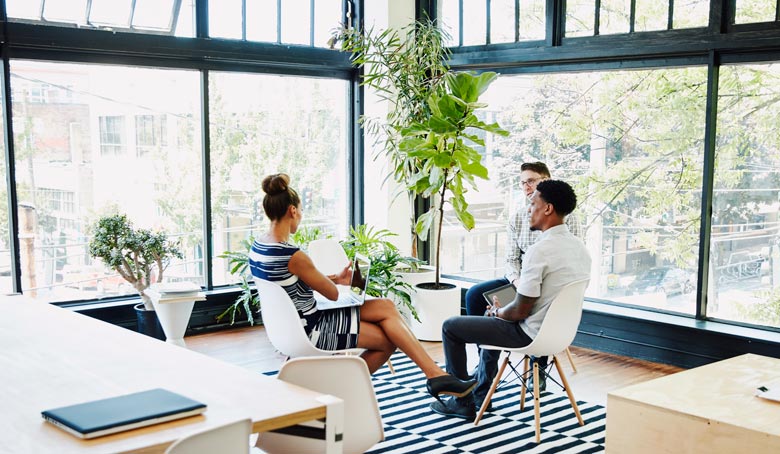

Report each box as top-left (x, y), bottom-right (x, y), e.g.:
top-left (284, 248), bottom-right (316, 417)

top-left (184, 325), bottom-right (683, 407)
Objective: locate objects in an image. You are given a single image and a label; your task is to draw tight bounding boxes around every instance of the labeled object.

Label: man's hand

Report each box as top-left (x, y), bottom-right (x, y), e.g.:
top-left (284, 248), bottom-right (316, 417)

top-left (486, 295), bottom-right (502, 318)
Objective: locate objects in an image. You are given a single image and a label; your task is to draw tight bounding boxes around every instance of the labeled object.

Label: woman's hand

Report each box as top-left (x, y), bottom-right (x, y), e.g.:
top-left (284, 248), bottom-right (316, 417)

top-left (329, 263), bottom-right (352, 286)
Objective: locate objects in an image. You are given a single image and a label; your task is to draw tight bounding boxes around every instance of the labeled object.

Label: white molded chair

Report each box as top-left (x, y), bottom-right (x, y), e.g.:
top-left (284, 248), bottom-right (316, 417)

top-left (254, 277), bottom-right (362, 358)
top-left (257, 356), bottom-right (384, 454)
top-left (165, 418), bottom-right (252, 454)
top-left (308, 239), bottom-right (350, 276)
top-left (474, 278), bottom-right (590, 443)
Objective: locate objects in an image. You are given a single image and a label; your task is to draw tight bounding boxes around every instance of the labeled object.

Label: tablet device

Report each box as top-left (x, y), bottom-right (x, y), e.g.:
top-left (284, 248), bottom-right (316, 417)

top-left (42, 388), bottom-right (207, 439)
top-left (483, 283), bottom-right (518, 307)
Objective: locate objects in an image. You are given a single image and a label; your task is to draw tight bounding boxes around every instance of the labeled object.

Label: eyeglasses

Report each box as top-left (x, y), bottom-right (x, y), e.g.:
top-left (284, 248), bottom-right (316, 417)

top-left (521, 177), bottom-right (541, 187)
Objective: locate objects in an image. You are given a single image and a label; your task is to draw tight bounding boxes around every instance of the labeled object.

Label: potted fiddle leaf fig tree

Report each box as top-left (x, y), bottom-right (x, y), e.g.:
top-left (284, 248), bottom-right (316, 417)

top-left (336, 17), bottom-right (451, 258)
top-left (398, 70), bottom-right (509, 340)
top-left (88, 213), bottom-right (183, 338)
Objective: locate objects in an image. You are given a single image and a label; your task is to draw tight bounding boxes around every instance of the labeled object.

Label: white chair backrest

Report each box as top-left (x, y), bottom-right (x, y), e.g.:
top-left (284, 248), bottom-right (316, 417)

top-left (308, 239), bottom-right (349, 276)
top-left (522, 278), bottom-right (590, 357)
top-left (164, 418), bottom-right (251, 454)
top-left (254, 277), bottom-right (324, 358)
top-left (258, 356), bottom-right (383, 454)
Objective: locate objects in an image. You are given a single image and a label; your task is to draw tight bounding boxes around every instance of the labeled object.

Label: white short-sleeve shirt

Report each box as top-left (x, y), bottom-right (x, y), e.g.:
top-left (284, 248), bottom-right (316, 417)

top-left (514, 224), bottom-right (592, 338)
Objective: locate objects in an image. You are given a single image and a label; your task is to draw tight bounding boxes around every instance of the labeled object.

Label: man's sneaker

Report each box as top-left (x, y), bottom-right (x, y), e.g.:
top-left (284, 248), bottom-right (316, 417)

top-left (430, 397), bottom-right (476, 421)
top-left (526, 373), bottom-right (547, 393)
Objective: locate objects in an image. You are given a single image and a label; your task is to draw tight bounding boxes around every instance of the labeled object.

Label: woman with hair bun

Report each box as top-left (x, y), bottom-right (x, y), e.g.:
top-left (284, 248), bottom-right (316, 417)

top-left (250, 173), bottom-right (476, 402)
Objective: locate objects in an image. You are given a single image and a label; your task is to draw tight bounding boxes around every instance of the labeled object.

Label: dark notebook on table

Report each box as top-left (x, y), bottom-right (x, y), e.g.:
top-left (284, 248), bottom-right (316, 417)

top-left (41, 388), bottom-right (207, 439)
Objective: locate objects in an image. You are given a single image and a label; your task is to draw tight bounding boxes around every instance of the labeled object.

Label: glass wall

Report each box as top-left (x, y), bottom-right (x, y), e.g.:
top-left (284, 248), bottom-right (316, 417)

top-left (209, 72), bottom-right (350, 286)
top-left (440, 67), bottom-right (708, 316)
top-left (10, 61), bottom-right (203, 302)
top-left (711, 63), bottom-right (780, 329)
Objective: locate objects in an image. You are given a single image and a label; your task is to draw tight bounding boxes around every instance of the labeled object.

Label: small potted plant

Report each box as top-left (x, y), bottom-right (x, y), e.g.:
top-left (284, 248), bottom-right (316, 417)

top-left (340, 224), bottom-right (423, 323)
top-left (88, 213), bottom-right (183, 337)
top-left (217, 235), bottom-right (261, 325)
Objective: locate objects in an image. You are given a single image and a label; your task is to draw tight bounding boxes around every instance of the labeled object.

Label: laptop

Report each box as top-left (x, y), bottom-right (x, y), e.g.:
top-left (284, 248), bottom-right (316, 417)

top-left (316, 253), bottom-right (371, 310)
top-left (41, 388), bottom-right (207, 439)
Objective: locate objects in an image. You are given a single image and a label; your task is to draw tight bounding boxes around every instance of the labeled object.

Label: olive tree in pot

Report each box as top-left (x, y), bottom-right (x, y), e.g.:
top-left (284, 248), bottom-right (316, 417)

top-left (399, 71), bottom-right (509, 340)
top-left (88, 214), bottom-right (183, 339)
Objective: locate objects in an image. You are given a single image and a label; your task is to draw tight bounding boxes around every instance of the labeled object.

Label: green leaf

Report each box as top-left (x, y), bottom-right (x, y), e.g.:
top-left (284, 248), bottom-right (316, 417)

top-left (415, 209), bottom-right (437, 239)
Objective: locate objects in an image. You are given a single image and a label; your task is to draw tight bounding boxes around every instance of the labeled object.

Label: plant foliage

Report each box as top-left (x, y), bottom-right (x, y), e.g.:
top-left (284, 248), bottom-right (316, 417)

top-left (88, 213), bottom-right (183, 310)
top-left (399, 71), bottom-right (509, 286)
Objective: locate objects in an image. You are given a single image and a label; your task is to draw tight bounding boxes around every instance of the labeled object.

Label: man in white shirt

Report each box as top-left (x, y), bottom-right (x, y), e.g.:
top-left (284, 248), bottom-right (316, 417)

top-left (464, 161), bottom-right (583, 392)
top-left (431, 180), bottom-right (591, 421)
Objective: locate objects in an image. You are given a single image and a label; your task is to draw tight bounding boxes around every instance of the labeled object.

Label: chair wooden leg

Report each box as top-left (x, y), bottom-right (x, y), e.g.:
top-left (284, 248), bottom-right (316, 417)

top-left (533, 362), bottom-right (541, 443)
top-left (520, 356), bottom-right (530, 411)
top-left (564, 347), bottom-right (578, 373)
top-left (385, 358), bottom-right (395, 375)
top-left (554, 355), bottom-right (584, 426)
top-left (474, 354), bottom-right (510, 426)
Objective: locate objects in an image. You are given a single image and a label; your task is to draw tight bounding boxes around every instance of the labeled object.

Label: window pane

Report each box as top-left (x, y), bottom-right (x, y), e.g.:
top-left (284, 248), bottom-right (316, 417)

top-left (7, 0), bottom-right (43, 20)
top-left (463, 0), bottom-right (487, 46)
top-left (440, 0), bottom-right (460, 46)
top-left (89, 0), bottom-right (133, 27)
top-left (10, 60), bottom-right (203, 303)
top-left (600, 0), bottom-right (631, 34)
top-left (175, 0), bottom-right (195, 37)
top-left (209, 73), bottom-right (349, 285)
top-left (635, 0), bottom-right (669, 32)
top-left (314, 0), bottom-right (342, 48)
top-left (209, 0), bottom-right (243, 40)
top-left (735, 0), bottom-right (777, 24)
top-left (247, 0), bottom-right (279, 43)
top-left (518, 0), bottom-right (546, 41)
top-left (281, 0), bottom-right (311, 45)
top-left (490, 0), bottom-right (516, 44)
top-left (44, 0), bottom-right (88, 24)
top-left (440, 67), bottom-right (707, 316)
top-left (712, 63), bottom-right (780, 329)
top-left (672, 0), bottom-right (709, 29)
top-left (133, 0), bottom-right (175, 30)
top-left (566, 0), bottom-right (596, 37)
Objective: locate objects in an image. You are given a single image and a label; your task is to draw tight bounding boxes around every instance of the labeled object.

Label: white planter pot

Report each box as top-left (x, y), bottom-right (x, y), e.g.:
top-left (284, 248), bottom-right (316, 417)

top-left (410, 282), bottom-right (460, 341)
top-left (395, 265), bottom-right (436, 289)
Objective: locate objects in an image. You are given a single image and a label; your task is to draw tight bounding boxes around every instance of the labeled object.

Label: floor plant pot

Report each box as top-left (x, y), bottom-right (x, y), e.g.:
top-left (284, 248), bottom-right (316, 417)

top-left (410, 282), bottom-right (460, 341)
top-left (134, 303), bottom-right (166, 341)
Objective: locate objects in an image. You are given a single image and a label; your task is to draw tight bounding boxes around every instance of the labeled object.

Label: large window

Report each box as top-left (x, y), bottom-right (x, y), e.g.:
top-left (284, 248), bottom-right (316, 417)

top-left (711, 63), bottom-right (780, 329)
top-left (11, 61), bottom-right (203, 303)
top-left (440, 67), bottom-right (708, 316)
top-left (209, 72), bottom-right (350, 286)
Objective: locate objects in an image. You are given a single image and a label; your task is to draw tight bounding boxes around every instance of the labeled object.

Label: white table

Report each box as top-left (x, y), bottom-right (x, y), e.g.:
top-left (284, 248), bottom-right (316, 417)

top-left (0, 296), bottom-right (343, 454)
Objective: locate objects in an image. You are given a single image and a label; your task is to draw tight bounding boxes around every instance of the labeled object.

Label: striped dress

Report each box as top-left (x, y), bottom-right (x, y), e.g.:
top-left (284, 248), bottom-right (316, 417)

top-left (249, 240), bottom-right (360, 350)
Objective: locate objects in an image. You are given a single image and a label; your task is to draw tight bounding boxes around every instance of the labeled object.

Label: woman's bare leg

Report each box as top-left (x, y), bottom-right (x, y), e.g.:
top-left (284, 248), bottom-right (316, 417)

top-left (358, 298), bottom-right (447, 379)
top-left (356, 322), bottom-right (395, 373)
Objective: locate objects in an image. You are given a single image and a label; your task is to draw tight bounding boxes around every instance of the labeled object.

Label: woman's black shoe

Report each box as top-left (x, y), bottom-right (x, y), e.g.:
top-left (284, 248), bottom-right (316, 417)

top-left (426, 375), bottom-right (477, 402)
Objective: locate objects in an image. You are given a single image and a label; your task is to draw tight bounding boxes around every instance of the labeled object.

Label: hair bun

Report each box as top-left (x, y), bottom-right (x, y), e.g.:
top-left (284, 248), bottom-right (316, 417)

top-left (262, 173), bottom-right (291, 196)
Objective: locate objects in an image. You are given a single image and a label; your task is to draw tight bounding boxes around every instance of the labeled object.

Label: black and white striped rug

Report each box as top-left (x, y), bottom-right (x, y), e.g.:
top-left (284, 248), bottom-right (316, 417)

top-left (366, 353), bottom-right (606, 454)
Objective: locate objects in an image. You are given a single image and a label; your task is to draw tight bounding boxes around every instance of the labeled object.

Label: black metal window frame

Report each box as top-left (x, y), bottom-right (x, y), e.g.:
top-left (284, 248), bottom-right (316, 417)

top-left (436, 0), bottom-right (780, 45)
top-left (0, 0), bottom-right (364, 305)
top-left (418, 0), bottom-right (780, 332)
